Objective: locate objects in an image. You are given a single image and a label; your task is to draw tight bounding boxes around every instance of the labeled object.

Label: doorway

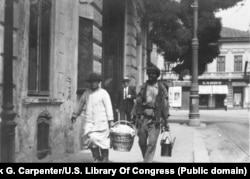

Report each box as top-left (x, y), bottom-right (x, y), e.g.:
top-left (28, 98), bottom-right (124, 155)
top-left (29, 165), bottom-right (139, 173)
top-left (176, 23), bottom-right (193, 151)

top-left (233, 87), bottom-right (243, 108)
top-left (102, 0), bottom-right (125, 107)
top-left (215, 95), bottom-right (226, 108)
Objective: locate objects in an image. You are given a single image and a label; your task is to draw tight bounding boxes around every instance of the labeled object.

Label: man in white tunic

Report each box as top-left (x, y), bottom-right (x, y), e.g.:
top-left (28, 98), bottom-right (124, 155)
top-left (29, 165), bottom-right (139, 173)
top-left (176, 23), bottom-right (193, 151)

top-left (84, 73), bottom-right (114, 162)
top-left (71, 88), bottom-right (91, 151)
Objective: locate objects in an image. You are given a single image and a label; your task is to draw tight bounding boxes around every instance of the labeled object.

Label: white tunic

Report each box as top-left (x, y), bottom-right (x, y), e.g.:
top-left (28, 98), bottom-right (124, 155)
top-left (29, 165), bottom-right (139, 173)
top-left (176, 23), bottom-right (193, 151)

top-left (84, 88), bottom-right (114, 149)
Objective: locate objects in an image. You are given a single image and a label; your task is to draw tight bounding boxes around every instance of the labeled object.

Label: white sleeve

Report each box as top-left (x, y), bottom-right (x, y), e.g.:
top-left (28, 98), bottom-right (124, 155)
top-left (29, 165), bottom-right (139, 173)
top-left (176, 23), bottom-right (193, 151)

top-left (85, 94), bottom-right (94, 124)
top-left (72, 91), bottom-right (88, 117)
top-left (103, 90), bottom-right (114, 121)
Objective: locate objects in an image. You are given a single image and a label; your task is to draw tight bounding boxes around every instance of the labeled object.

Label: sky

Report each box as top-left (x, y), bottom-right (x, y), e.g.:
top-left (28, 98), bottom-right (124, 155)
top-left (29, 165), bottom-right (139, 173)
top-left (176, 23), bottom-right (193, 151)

top-left (215, 0), bottom-right (250, 31)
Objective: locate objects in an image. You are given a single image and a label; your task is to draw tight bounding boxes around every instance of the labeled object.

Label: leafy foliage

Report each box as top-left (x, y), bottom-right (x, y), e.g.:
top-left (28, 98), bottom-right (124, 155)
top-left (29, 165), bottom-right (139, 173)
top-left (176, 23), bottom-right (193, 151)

top-left (145, 0), bottom-right (242, 75)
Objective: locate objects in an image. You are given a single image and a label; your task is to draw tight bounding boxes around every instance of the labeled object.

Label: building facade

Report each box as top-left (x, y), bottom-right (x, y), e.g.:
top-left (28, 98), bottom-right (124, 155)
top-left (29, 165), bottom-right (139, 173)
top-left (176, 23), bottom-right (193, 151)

top-left (160, 27), bottom-right (250, 109)
top-left (102, 0), bottom-right (148, 107)
top-left (0, 0), bottom-right (148, 162)
top-left (199, 27), bottom-right (250, 109)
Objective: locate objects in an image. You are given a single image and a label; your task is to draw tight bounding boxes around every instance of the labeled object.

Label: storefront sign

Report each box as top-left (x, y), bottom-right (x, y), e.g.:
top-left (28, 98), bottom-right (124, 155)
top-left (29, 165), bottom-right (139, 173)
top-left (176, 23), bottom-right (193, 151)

top-left (202, 81), bottom-right (222, 85)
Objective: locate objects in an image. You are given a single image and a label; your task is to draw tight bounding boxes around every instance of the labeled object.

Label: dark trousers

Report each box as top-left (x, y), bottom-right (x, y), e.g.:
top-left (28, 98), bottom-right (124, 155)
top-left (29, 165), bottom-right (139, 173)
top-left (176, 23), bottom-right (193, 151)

top-left (121, 110), bottom-right (132, 121)
top-left (120, 99), bottom-right (134, 122)
top-left (90, 147), bottom-right (109, 163)
top-left (138, 118), bottom-right (160, 163)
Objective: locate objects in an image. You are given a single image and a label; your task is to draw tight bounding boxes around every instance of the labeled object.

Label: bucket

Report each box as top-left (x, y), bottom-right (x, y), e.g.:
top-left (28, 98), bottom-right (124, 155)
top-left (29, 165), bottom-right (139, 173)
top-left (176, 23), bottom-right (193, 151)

top-left (160, 132), bottom-right (176, 157)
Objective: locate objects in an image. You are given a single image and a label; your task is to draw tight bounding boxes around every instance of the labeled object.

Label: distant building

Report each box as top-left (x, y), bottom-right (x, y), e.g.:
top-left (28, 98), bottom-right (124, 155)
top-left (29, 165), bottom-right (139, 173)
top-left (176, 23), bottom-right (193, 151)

top-left (160, 27), bottom-right (250, 109)
top-left (199, 27), bottom-right (250, 109)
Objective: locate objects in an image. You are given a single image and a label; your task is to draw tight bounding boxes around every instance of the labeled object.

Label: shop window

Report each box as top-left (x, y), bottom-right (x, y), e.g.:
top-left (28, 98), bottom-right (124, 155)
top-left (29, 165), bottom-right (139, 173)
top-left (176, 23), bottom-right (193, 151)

top-left (37, 110), bottom-right (51, 160)
top-left (234, 55), bottom-right (243, 72)
top-left (28, 0), bottom-right (52, 96)
top-left (217, 56), bottom-right (225, 72)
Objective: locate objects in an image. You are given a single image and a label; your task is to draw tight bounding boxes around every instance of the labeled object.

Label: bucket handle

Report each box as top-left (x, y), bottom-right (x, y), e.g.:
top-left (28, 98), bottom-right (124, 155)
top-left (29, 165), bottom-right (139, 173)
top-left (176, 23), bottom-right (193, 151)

top-left (113, 120), bottom-right (135, 130)
top-left (114, 111), bottom-right (135, 130)
top-left (161, 131), bottom-right (176, 149)
top-left (161, 131), bottom-right (173, 142)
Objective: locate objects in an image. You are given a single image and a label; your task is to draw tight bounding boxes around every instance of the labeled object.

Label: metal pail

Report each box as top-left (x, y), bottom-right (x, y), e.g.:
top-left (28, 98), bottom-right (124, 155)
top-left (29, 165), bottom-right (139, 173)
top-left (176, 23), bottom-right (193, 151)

top-left (160, 132), bottom-right (176, 157)
top-left (160, 138), bottom-right (172, 157)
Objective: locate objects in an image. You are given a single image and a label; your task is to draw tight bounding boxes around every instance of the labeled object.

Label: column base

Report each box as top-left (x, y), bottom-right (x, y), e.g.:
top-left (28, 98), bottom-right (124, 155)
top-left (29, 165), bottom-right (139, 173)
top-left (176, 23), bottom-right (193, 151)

top-left (188, 113), bottom-right (200, 126)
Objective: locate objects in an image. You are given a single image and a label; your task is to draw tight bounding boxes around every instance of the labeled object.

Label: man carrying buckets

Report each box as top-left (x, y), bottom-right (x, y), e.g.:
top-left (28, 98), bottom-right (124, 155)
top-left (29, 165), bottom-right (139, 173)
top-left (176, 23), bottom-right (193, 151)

top-left (131, 64), bottom-right (170, 163)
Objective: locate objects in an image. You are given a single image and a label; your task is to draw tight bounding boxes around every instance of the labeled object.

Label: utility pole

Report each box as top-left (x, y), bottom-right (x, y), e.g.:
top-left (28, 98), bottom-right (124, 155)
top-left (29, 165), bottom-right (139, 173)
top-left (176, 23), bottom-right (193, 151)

top-left (1, 0), bottom-right (17, 162)
top-left (189, 0), bottom-right (200, 126)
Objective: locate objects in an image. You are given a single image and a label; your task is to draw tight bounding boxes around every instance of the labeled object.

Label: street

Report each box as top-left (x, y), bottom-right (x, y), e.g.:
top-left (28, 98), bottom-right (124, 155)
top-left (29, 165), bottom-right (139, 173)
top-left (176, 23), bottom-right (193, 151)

top-left (214, 123), bottom-right (249, 156)
top-left (169, 109), bottom-right (250, 162)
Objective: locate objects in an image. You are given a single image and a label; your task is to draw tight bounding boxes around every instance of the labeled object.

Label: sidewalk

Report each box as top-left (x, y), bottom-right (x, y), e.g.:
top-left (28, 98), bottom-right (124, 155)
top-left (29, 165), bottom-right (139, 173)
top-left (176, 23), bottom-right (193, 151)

top-left (55, 109), bottom-right (249, 163)
top-left (56, 123), bottom-right (210, 163)
top-left (109, 123), bottom-right (209, 163)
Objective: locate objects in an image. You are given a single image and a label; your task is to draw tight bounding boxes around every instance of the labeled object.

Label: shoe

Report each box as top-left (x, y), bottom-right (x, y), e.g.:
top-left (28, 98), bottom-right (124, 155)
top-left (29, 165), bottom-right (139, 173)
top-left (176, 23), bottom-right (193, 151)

top-left (100, 149), bottom-right (109, 163)
top-left (90, 147), bottom-right (101, 162)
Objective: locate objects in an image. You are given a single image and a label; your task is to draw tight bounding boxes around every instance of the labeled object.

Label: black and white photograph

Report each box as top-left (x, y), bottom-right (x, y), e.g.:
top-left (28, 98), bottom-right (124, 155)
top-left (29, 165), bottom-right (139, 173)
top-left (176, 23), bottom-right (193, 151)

top-left (0, 0), bottom-right (249, 170)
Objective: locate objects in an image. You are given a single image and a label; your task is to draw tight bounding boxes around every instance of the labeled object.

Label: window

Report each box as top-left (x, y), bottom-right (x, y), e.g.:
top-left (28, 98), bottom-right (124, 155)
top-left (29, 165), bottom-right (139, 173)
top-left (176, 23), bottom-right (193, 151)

top-left (28, 0), bottom-right (52, 96)
top-left (217, 56), bottom-right (225, 72)
top-left (234, 55), bottom-right (243, 72)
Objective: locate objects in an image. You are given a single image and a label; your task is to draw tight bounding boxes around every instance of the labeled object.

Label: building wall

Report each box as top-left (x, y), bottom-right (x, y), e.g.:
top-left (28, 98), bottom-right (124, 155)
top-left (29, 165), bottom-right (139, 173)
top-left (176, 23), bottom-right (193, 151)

top-left (79, 0), bottom-right (103, 74)
top-left (207, 42), bottom-right (250, 73)
top-left (204, 40), bottom-right (250, 108)
top-left (13, 0), bottom-right (79, 162)
top-left (158, 33), bottom-right (250, 109)
top-left (0, 1), bottom-right (4, 117)
top-left (0, 0), bottom-right (103, 162)
top-left (124, 0), bottom-right (147, 90)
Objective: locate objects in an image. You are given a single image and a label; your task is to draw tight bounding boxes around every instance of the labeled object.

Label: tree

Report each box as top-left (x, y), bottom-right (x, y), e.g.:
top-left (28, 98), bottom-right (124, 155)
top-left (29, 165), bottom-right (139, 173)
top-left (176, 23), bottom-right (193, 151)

top-left (145, 0), bottom-right (242, 75)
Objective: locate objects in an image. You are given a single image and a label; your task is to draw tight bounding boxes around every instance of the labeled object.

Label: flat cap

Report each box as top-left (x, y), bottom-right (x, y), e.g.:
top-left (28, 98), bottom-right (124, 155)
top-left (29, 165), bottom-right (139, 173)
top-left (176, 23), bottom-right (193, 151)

top-left (87, 73), bottom-right (102, 82)
top-left (146, 64), bottom-right (161, 77)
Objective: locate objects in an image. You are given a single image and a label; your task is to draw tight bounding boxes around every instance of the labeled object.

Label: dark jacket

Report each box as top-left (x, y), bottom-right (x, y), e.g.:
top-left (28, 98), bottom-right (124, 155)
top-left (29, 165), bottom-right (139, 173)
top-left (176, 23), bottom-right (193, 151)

top-left (116, 86), bottom-right (137, 114)
top-left (131, 81), bottom-right (169, 124)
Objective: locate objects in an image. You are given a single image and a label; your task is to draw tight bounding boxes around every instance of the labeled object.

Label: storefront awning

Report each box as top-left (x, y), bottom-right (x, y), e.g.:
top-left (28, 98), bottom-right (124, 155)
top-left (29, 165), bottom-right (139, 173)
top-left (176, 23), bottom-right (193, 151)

top-left (199, 85), bottom-right (228, 94)
top-left (212, 85), bottom-right (228, 94)
top-left (199, 85), bottom-right (212, 94)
